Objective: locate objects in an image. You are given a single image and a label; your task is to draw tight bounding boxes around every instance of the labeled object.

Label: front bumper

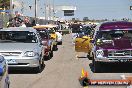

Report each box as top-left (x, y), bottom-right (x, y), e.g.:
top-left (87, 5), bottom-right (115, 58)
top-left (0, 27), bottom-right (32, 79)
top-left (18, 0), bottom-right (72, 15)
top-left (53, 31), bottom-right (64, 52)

top-left (53, 41), bottom-right (57, 45)
top-left (57, 39), bottom-right (62, 42)
top-left (95, 57), bottom-right (132, 63)
top-left (4, 56), bottom-right (40, 68)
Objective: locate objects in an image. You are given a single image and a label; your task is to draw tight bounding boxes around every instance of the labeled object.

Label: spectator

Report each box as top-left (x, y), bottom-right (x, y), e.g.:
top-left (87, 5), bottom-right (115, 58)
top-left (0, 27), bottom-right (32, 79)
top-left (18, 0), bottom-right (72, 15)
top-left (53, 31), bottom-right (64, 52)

top-left (20, 21), bottom-right (26, 27)
top-left (24, 17), bottom-right (32, 27)
top-left (31, 19), bottom-right (36, 26)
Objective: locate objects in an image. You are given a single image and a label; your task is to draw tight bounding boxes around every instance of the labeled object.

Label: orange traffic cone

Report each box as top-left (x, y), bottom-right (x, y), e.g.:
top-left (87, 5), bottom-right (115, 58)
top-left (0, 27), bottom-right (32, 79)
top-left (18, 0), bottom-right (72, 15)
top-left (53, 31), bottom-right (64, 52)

top-left (79, 68), bottom-right (90, 87)
top-left (81, 68), bottom-right (89, 78)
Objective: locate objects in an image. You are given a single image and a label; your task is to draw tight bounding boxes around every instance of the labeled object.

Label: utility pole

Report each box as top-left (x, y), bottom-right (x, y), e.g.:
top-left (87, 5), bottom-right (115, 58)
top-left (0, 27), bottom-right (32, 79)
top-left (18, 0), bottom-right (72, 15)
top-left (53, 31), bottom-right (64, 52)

top-left (10, 0), bottom-right (14, 16)
top-left (35, 0), bottom-right (37, 24)
top-left (52, 0), bottom-right (55, 20)
top-left (48, 0), bottom-right (51, 20)
top-left (21, 1), bottom-right (24, 15)
top-left (44, 3), bottom-right (47, 20)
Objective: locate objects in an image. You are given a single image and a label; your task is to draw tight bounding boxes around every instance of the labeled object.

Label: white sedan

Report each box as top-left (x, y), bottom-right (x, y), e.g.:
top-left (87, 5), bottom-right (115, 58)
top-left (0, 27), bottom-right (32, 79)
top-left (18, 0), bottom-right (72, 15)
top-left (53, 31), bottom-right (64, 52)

top-left (55, 32), bottom-right (62, 45)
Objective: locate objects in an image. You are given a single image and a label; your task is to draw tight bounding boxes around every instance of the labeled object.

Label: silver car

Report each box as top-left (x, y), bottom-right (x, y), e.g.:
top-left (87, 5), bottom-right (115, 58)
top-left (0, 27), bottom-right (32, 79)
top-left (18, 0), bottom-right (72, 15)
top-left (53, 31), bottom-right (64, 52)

top-left (0, 27), bottom-right (44, 72)
top-left (0, 56), bottom-right (10, 88)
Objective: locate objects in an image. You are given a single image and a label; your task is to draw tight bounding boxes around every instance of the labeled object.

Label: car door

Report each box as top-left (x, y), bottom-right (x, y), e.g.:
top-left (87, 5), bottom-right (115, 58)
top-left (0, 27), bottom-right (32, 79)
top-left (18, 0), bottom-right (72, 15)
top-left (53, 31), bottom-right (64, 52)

top-left (75, 36), bottom-right (92, 53)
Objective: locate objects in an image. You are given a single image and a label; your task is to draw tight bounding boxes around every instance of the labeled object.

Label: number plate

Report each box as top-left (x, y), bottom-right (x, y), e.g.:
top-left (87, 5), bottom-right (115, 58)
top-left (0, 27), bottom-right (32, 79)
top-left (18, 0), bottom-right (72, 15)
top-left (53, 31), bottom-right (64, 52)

top-left (6, 59), bottom-right (17, 64)
top-left (119, 59), bottom-right (132, 62)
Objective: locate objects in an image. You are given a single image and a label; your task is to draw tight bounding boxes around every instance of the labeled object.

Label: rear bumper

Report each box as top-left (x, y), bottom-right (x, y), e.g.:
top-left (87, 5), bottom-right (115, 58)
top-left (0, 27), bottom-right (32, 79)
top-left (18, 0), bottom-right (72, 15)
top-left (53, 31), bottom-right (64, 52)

top-left (95, 57), bottom-right (132, 63)
top-left (57, 38), bottom-right (62, 42)
top-left (53, 41), bottom-right (57, 45)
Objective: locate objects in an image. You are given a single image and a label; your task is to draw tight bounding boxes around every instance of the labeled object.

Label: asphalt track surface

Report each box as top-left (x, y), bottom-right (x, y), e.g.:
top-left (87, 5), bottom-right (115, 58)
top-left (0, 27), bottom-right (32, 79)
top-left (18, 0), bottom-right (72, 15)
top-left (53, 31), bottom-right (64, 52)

top-left (9, 34), bottom-right (132, 88)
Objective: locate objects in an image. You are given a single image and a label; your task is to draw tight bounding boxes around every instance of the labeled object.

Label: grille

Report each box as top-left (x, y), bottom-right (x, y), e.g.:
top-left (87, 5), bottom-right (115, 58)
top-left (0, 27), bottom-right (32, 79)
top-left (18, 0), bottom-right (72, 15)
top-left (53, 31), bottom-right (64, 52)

top-left (108, 50), bottom-right (131, 57)
top-left (0, 52), bottom-right (22, 56)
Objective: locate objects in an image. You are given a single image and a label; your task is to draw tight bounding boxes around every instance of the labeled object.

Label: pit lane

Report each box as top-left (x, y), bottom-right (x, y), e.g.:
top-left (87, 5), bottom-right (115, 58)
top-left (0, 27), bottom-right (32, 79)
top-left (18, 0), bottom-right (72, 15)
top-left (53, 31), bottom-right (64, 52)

top-left (9, 34), bottom-right (132, 88)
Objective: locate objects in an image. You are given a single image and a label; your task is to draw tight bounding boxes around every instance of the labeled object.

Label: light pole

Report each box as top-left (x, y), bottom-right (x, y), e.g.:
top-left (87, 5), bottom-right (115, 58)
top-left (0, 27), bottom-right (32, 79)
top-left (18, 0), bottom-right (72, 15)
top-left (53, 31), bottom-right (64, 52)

top-left (52, 0), bottom-right (55, 20)
top-left (35, 0), bottom-right (37, 24)
top-left (10, 0), bottom-right (13, 15)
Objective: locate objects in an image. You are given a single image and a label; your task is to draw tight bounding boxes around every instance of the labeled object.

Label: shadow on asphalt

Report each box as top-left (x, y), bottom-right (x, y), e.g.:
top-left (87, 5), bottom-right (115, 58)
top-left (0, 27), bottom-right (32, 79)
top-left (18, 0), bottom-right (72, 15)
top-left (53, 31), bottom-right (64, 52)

top-left (9, 64), bottom-right (45, 74)
top-left (77, 56), bottom-right (87, 58)
top-left (89, 63), bottom-right (132, 73)
top-left (44, 55), bottom-right (53, 61)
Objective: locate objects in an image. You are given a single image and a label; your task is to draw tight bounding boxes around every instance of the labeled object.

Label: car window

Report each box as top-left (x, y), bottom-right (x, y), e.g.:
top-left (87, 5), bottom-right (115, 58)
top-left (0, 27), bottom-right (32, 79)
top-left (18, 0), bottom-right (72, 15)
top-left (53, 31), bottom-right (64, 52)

top-left (37, 30), bottom-right (49, 39)
top-left (0, 31), bottom-right (38, 43)
top-left (48, 28), bottom-right (55, 34)
top-left (96, 30), bottom-right (132, 40)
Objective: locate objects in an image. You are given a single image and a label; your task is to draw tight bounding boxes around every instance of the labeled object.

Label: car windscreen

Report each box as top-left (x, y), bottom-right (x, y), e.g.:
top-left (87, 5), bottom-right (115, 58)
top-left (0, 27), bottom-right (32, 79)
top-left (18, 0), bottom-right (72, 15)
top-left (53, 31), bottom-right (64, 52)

top-left (82, 26), bottom-right (94, 35)
top-left (96, 30), bottom-right (132, 40)
top-left (37, 30), bottom-right (49, 39)
top-left (48, 29), bottom-right (55, 34)
top-left (0, 31), bottom-right (38, 43)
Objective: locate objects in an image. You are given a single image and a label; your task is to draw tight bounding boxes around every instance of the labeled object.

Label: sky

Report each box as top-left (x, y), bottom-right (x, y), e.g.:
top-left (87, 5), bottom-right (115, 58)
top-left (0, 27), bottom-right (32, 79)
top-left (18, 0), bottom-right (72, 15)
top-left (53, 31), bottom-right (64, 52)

top-left (12, 0), bottom-right (132, 20)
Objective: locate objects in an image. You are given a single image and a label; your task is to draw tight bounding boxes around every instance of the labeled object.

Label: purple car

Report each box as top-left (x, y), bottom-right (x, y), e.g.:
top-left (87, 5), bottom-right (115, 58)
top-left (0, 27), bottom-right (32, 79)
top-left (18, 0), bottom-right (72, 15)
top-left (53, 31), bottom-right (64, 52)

top-left (90, 21), bottom-right (132, 72)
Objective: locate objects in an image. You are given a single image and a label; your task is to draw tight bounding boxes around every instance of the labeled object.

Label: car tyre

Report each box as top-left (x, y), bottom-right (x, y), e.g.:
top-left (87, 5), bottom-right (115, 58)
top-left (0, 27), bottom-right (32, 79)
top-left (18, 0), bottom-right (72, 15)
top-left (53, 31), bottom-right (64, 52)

top-left (92, 59), bottom-right (100, 73)
top-left (7, 83), bottom-right (10, 88)
top-left (50, 50), bottom-right (53, 57)
top-left (53, 45), bottom-right (58, 51)
top-left (58, 41), bottom-right (62, 45)
top-left (34, 60), bottom-right (42, 73)
top-left (87, 54), bottom-right (92, 60)
top-left (44, 54), bottom-right (51, 60)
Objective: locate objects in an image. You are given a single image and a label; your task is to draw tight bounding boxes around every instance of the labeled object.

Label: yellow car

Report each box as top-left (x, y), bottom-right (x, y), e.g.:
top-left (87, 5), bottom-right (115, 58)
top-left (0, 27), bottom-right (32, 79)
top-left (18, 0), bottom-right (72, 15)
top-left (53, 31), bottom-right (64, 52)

top-left (75, 36), bottom-right (92, 53)
top-left (75, 26), bottom-right (94, 59)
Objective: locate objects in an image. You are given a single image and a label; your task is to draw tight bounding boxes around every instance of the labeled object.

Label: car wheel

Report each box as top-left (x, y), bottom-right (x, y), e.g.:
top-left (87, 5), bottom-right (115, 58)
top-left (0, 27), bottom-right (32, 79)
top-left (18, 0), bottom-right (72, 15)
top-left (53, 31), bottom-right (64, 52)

top-left (34, 60), bottom-right (42, 73)
top-left (58, 41), bottom-right (62, 45)
top-left (92, 59), bottom-right (100, 73)
top-left (41, 59), bottom-right (44, 67)
top-left (7, 83), bottom-right (10, 88)
top-left (44, 54), bottom-right (51, 60)
top-left (87, 54), bottom-right (92, 60)
top-left (60, 41), bottom-right (62, 45)
top-left (50, 50), bottom-right (53, 57)
top-left (53, 45), bottom-right (58, 51)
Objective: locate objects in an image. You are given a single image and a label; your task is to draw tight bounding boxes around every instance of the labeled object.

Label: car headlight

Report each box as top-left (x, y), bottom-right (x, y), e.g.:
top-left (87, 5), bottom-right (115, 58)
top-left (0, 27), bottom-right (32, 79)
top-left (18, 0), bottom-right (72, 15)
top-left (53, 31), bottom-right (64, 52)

top-left (24, 51), bottom-right (38, 57)
top-left (96, 50), bottom-right (104, 58)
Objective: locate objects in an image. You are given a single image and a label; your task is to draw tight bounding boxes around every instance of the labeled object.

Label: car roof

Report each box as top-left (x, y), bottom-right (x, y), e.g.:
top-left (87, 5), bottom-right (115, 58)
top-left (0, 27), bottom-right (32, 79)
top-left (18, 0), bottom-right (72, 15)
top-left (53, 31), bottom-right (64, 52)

top-left (0, 27), bottom-right (37, 33)
top-left (99, 21), bottom-right (132, 31)
top-left (33, 24), bottom-right (58, 29)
